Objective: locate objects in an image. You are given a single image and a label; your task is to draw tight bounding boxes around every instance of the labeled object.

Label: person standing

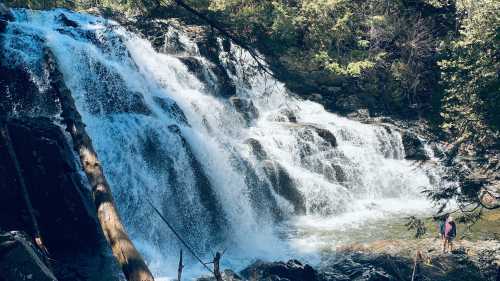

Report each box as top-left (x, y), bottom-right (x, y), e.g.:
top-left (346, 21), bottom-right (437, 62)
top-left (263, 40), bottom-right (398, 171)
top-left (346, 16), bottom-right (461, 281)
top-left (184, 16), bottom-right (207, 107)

top-left (438, 214), bottom-right (448, 240)
top-left (443, 216), bottom-right (457, 253)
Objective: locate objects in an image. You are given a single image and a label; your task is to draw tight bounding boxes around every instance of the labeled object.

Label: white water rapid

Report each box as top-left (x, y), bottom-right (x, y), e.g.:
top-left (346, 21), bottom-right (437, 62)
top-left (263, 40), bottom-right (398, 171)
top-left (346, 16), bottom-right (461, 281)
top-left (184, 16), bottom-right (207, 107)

top-left (2, 9), bottom-right (445, 279)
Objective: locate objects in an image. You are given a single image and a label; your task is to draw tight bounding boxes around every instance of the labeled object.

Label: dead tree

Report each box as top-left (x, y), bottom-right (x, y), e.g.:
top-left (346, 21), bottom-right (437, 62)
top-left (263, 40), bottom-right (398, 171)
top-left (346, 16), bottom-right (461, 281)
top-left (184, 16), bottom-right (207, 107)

top-left (44, 48), bottom-right (155, 281)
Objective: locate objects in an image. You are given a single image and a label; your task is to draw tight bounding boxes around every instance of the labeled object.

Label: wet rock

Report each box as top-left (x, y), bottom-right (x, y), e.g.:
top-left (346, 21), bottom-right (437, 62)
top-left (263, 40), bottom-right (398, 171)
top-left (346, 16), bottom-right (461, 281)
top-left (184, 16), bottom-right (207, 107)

top-left (346, 108), bottom-right (370, 121)
top-left (313, 126), bottom-right (337, 148)
top-left (241, 259), bottom-right (316, 281)
top-left (0, 231), bottom-right (57, 281)
top-left (163, 28), bottom-right (185, 55)
top-left (127, 16), bottom-right (237, 98)
top-left (153, 96), bottom-right (189, 126)
top-left (245, 138), bottom-right (268, 160)
top-left (167, 125), bottom-right (228, 240)
top-left (291, 124), bottom-right (337, 149)
top-left (230, 96), bottom-right (259, 125)
top-left (401, 131), bottom-right (429, 160)
top-left (196, 32), bottom-right (236, 98)
top-left (0, 3), bottom-right (13, 33)
top-left (177, 56), bottom-right (223, 97)
top-left (57, 13), bottom-right (79, 28)
top-left (324, 163), bottom-right (348, 183)
top-left (262, 160), bottom-right (306, 214)
top-left (179, 56), bottom-right (205, 77)
top-left (273, 109), bottom-right (298, 123)
top-left (125, 91), bottom-right (152, 115)
top-left (197, 269), bottom-right (242, 281)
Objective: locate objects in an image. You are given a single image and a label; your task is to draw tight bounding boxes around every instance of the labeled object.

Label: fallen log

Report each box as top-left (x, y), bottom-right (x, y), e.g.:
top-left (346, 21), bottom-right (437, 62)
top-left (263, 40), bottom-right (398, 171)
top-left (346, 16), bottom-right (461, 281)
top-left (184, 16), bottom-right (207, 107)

top-left (43, 48), bottom-right (155, 281)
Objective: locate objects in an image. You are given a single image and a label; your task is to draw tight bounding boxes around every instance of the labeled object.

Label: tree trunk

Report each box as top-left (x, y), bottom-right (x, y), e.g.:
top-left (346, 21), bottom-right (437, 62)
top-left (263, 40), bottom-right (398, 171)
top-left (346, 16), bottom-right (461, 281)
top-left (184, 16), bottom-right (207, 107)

top-left (43, 48), bottom-right (154, 281)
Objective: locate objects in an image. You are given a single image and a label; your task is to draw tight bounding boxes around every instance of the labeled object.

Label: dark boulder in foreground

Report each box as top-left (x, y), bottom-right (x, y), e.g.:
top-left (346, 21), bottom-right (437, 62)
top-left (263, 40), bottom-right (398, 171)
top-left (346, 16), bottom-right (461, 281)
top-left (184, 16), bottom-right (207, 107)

top-left (0, 231), bottom-right (57, 281)
top-left (0, 117), bottom-right (121, 281)
top-left (241, 259), bottom-right (316, 281)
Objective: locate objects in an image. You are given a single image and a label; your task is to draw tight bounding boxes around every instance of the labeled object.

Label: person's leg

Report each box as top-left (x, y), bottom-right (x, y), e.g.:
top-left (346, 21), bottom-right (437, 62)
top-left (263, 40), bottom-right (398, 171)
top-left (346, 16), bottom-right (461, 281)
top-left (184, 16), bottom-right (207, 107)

top-left (443, 238), bottom-right (448, 253)
top-left (449, 239), bottom-right (453, 252)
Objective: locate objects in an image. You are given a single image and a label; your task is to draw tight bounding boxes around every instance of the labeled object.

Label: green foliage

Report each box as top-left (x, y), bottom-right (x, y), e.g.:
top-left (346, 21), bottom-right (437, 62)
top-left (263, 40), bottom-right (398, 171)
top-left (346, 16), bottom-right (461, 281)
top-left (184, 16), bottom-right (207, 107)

top-left (439, 0), bottom-right (500, 148)
top-left (193, 0), bottom-right (453, 114)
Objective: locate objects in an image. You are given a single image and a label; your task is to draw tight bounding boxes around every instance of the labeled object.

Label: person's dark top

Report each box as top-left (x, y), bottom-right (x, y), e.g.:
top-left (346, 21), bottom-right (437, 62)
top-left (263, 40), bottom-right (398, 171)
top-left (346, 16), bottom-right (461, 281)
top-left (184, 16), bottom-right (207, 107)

top-left (445, 221), bottom-right (456, 239)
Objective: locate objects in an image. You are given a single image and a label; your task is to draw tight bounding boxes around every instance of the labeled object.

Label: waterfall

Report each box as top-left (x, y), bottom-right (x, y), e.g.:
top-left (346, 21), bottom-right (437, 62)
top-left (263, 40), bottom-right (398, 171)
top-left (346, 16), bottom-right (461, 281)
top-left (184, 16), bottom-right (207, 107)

top-left (2, 9), bottom-right (444, 279)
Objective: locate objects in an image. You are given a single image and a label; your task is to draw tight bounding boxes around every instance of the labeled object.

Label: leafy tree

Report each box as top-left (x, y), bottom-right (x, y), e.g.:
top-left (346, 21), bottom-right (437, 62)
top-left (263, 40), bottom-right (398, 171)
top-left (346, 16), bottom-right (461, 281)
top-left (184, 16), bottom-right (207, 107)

top-left (439, 0), bottom-right (500, 150)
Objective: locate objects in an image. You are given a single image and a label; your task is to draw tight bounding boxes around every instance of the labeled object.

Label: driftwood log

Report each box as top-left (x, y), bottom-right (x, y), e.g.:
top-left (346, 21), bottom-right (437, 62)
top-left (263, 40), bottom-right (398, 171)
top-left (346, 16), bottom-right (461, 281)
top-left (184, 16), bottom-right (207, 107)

top-left (44, 48), bottom-right (155, 281)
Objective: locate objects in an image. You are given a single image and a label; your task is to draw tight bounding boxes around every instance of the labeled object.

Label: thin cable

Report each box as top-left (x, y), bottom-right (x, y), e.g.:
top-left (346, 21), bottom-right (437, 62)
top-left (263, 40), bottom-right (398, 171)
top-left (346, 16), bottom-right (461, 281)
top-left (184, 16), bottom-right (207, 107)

top-left (145, 196), bottom-right (214, 274)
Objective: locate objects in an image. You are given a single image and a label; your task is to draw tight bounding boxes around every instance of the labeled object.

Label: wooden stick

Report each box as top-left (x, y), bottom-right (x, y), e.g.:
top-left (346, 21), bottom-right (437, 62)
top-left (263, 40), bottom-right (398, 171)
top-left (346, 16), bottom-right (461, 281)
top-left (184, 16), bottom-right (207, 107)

top-left (411, 250), bottom-right (422, 281)
top-left (213, 252), bottom-right (223, 281)
top-left (177, 249), bottom-right (183, 281)
top-left (44, 48), bottom-right (154, 281)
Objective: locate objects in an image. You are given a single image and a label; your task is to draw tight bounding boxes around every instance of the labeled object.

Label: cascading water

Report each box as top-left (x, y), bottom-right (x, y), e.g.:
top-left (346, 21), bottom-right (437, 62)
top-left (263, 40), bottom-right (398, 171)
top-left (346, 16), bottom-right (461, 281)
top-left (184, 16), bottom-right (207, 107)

top-left (2, 9), bottom-right (445, 279)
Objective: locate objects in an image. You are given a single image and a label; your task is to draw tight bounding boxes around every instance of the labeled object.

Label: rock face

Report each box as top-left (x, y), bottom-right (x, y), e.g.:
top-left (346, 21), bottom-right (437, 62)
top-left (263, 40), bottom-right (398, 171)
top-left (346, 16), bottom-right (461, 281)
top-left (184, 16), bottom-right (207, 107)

top-left (0, 118), bottom-right (121, 281)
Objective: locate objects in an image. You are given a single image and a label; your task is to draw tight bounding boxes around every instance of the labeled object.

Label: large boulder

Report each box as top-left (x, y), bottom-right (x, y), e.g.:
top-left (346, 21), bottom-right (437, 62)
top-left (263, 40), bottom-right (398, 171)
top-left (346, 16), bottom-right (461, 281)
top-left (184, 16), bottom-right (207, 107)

top-left (241, 259), bottom-right (316, 281)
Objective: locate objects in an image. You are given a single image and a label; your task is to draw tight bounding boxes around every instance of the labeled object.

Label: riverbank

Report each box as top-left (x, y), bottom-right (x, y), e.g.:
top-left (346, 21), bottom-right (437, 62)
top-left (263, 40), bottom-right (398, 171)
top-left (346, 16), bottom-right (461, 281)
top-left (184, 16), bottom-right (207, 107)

top-left (207, 237), bottom-right (500, 281)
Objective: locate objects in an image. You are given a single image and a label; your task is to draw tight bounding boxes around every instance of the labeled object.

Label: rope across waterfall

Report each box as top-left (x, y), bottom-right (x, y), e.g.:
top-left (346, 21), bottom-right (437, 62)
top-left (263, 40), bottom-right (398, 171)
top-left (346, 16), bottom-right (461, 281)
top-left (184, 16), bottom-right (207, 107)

top-left (145, 196), bottom-right (215, 274)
